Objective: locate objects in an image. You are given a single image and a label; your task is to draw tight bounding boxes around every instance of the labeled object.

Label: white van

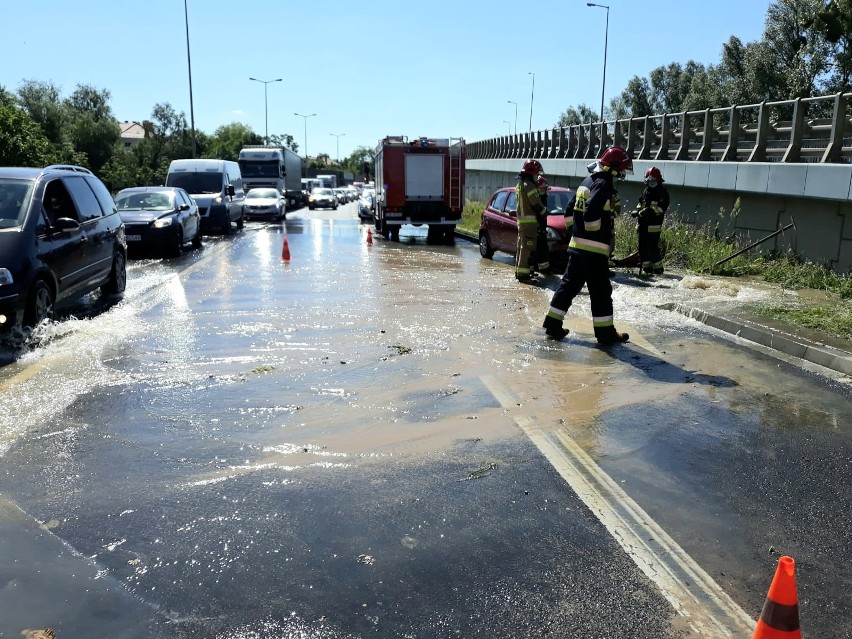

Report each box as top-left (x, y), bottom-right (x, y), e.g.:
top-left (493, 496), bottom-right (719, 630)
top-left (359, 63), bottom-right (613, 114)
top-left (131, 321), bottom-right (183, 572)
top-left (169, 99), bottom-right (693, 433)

top-left (165, 159), bottom-right (245, 234)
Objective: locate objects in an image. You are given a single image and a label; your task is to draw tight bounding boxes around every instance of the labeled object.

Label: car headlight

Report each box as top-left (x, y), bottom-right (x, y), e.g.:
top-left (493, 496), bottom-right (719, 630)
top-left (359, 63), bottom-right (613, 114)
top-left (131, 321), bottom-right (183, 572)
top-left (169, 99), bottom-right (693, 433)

top-left (0, 268), bottom-right (13, 286)
top-left (153, 217), bottom-right (174, 228)
top-left (213, 196), bottom-right (223, 204)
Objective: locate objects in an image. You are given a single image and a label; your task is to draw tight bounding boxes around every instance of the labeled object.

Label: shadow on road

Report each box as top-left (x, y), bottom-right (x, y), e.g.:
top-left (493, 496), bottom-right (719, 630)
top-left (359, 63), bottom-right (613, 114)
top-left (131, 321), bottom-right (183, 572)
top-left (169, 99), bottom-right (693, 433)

top-left (605, 344), bottom-right (739, 387)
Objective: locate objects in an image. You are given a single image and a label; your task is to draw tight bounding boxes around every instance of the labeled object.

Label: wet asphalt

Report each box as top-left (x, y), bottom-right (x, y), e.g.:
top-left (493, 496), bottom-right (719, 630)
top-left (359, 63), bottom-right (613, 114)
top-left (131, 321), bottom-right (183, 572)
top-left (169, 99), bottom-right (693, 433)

top-left (0, 203), bottom-right (850, 638)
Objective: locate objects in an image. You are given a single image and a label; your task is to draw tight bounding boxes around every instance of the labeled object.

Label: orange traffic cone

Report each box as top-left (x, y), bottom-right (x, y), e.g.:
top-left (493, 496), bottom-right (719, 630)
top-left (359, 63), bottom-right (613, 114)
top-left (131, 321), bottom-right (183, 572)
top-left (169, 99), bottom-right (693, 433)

top-left (753, 556), bottom-right (801, 638)
top-left (367, 228), bottom-right (373, 245)
top-left (281, 236), bottom-right (291, 261)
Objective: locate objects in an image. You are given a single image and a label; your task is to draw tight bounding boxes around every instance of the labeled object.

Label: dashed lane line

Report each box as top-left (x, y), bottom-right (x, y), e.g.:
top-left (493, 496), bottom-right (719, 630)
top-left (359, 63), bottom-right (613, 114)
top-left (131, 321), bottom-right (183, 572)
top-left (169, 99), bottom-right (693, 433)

top-left (480, 374), bottom-right (755, 638)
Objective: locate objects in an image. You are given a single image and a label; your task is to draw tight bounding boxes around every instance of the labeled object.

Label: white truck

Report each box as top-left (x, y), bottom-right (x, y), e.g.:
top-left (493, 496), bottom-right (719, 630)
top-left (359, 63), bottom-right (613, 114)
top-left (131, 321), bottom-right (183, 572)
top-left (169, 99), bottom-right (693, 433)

top-left (238, 146), bottom-right (304, 209)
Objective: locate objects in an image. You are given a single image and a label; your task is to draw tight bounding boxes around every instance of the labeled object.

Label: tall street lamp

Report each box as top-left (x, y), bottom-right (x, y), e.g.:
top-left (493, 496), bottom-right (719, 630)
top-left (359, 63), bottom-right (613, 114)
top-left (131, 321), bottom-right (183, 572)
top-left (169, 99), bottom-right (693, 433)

top-left (249, 77), bottom-right (282, 144)
top-left (503, 120), bottom-right (512, 135)
top-left (528, 72), bottom-right (535, 131)
top-left (183, 0), bottom-right (196, 158)
top-left (587, 2), bottom-right (610, 124)
top-left (507, 100), bottom-right (518, 135)
top-left (330, 133), bottom-right (346, 163)
top-left (294, 112), bottom-right (316, 160)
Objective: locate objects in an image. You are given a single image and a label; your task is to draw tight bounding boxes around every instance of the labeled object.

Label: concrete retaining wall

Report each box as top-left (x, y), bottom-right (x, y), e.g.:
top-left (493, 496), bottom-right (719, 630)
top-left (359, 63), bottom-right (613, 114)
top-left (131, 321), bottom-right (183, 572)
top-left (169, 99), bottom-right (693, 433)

top-left (466, 159), bottom-right (852, 273)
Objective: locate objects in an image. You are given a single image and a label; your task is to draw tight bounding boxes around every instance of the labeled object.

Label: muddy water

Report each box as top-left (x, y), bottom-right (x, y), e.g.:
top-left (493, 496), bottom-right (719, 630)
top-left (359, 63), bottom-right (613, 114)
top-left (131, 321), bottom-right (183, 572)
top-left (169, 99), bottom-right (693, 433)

top-left (1, 216), bottom-right (849, 637)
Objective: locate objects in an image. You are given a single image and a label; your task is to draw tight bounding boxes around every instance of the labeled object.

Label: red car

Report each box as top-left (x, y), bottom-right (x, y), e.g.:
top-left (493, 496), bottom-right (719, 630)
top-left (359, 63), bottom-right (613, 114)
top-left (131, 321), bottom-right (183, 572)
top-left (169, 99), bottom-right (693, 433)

top-left (478, 185), bottom-right (574, 267)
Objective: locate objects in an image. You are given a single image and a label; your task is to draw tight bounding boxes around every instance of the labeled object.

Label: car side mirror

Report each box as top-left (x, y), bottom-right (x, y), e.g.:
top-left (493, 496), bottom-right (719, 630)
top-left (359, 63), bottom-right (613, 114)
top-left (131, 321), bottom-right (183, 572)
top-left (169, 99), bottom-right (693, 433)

top-left (54, 217), bottom-right (81, 232)
top-left (226, 185), bottom-right (235, 197)
top-left (179, 203), bottom-right (190, 211)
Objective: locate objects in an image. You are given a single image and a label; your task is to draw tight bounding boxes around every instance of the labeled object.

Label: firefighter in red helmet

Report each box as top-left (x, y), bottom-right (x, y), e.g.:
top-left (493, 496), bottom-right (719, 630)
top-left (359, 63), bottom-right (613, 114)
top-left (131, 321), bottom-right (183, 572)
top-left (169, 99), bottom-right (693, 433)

top-left (542, 146), bottom-right (632, 344)
top-left (636, 166), bottom-right (669, 274)
top-left (612, 166), bottom-right (669, 274)
top-left (515, 159), bottom-right (546, 281)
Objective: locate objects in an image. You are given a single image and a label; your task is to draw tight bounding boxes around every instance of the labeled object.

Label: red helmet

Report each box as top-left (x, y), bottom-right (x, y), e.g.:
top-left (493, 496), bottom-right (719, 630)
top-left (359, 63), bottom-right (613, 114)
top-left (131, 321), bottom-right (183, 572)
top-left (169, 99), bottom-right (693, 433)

top-left (536, 175), bottom-right (549, 190)
top-left (644, 166), bottom-right (664, 185)
top-left (598, 146), bottom-right (633, 178)
top-left (522, 159), bottom-right (543, 175)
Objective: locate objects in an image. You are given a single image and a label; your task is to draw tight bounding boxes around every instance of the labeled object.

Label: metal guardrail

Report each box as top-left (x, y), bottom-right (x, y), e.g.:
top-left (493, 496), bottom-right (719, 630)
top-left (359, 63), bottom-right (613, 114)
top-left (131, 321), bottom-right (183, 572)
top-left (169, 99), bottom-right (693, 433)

top-left (468, 92), bottom-right (852, 164)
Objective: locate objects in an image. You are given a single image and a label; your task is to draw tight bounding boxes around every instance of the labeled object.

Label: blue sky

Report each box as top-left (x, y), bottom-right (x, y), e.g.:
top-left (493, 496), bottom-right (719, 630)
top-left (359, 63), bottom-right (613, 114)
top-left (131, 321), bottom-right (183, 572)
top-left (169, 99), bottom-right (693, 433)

top-left (0, 0), bottom-right (772, 159)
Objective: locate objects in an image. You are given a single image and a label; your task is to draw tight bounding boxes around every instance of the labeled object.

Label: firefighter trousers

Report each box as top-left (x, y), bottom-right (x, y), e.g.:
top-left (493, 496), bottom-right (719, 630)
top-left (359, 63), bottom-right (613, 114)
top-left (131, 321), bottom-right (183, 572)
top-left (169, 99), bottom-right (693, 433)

top-left (545, 250), bottom-right (617, 338)
top-left (638, 225), bottom-right (663, 271)
top-left (532, 214), bottom-right (550, 272)
top-left (515, 219), bottom-right (538, 279)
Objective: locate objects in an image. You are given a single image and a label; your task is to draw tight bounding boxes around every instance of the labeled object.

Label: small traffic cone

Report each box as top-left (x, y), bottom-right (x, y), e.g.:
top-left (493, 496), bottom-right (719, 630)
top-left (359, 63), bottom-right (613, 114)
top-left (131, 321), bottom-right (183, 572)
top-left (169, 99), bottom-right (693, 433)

top-left (281, 236), bottom-right (291, 261)
top-left (366, 228), bottom-right (373, 245)
top-left (753, 556), bottom-right (801, 639)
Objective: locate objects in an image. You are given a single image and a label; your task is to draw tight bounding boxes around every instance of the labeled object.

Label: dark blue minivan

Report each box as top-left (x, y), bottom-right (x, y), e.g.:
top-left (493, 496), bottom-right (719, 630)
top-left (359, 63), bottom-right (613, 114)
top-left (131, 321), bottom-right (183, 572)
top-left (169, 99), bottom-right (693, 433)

top-left (0, 165), bottom-right (127, 332)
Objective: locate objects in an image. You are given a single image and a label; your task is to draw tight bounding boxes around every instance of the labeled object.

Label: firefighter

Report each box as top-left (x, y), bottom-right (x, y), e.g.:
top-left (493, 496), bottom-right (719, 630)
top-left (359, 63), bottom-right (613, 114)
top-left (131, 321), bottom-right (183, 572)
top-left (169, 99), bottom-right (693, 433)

top-left (542, 146), bottom-right (633, 344)
top-left (612, 166), bottom-right (669, 274)
top-left (636, 166), bottom-right (669, 274)
top-left (533, 175), bottom-right (551, 274)
top-left (515, 159), bottom-right (546, 281)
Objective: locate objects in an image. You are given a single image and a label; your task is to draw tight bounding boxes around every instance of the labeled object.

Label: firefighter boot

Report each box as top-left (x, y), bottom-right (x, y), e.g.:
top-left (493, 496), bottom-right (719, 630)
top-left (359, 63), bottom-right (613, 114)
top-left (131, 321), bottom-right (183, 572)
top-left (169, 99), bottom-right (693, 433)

top-left (595, 327), bottom-right (630, 345)
top-left (542, 316), bottom-right (569, 340)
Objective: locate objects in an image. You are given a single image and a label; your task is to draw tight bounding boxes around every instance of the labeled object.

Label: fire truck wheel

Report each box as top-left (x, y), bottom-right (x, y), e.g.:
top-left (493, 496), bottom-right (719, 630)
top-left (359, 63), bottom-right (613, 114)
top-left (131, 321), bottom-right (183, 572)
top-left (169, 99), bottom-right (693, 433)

top-left (389, 227), bottom-right (400, 242)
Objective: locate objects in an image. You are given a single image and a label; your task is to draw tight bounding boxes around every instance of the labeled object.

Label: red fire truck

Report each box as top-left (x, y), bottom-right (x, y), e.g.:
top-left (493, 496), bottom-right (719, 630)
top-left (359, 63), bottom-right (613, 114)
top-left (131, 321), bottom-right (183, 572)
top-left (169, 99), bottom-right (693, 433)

top-left (373, 136), bottom-right (465, 243)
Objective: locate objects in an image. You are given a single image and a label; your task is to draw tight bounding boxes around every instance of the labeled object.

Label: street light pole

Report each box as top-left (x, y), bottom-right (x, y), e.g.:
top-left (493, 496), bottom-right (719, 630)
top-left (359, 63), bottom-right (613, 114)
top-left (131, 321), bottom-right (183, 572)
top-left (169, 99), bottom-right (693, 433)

top-left (503, 120), bottom-right (512, 135)
top-left (330, 133), bottom-right (346, 163)
top-left (294, 112), bottom-right (316, 160)
top-left (507, 100), bottom-right (518, 135)
top-left (528, 72), bottom-right (535, 131)
top-left (587, 3), bottom-right (610, 124)
top-left (183, 0), bottom-right (196, 158)
top-left (249, 77), bottom-right (282, 144)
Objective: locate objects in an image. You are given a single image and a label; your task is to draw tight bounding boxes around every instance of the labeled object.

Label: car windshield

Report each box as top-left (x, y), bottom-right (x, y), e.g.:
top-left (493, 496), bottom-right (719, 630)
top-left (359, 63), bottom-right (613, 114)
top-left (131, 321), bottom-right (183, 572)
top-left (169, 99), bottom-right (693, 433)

top-left (0, 178), bottom-right (34, 228)
top-left (313, 188), bottom-right (333, 195)
top-left (238, 161), bottom-right (279, 178)
top-left (166, 172), bottom-right (223, 194)
top-left (115, 191), bottom-right (175, 211)
top-left (546, 191), bottom-right (573, 214)
top-left (246, 189), bottom-right (279, 199)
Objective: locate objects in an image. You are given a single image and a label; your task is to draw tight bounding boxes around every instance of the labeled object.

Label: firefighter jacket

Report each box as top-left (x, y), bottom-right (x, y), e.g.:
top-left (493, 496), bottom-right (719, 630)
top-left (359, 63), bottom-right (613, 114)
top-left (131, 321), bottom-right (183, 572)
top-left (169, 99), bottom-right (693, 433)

top-left (516, 173), bottom-right (545, 225)
top-left (636, 184), bottom-right (669, 233)
top-left (567, 171), bottom-right (618, 256)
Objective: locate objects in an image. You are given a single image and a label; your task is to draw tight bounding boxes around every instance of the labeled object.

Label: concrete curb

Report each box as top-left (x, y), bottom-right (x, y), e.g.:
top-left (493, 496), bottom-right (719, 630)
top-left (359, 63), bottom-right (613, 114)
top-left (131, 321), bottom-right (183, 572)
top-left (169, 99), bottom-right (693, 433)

top-left (659, 302), bottom-right (852, 377)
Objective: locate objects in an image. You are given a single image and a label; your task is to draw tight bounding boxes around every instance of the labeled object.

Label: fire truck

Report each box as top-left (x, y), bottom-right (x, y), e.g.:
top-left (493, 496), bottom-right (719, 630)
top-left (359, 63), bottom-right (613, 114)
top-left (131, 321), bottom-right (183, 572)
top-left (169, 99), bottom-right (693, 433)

top-left (373, 136), bottom-right (465, 243)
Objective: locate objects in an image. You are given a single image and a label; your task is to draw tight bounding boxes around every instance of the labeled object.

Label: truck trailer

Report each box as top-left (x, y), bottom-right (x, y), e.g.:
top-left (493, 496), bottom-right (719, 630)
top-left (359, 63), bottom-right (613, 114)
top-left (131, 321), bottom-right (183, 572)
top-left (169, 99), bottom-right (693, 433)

top-left (238, 146), bottom-right (304, 209)
top-left (373, 136), bottom-right (465, 243)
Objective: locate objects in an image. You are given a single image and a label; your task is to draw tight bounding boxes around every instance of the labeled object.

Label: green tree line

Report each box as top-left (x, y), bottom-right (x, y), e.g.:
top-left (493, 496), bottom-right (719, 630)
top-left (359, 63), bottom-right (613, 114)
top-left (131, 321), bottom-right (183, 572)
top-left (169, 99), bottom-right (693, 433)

top-left (558, 0), bottom-right (852, 125)
top-left (0, 79), bottom-right (373, 191)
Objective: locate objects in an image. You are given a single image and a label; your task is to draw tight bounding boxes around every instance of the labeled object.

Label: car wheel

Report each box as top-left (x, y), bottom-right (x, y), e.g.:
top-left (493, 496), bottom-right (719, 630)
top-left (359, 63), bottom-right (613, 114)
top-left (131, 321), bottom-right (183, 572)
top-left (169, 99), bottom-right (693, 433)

top-left (333, 204), bottom-right (338, 210)
top-left (171, 229), bottom-right (184, 257)
top-left (24, 279), bottom-right (55, 327)
top-left (309, 205), bottom-right (315, 210)
top-left (191, 228), bottom-right (203, 249)
top-left (479, 231), bottom-right (495, 259)
top-left (222, 215), bottom-right (233, 235)
top-left (101, 252), bottom-right (127, 296)
top-left (237, 211), bottom-right (244, 230)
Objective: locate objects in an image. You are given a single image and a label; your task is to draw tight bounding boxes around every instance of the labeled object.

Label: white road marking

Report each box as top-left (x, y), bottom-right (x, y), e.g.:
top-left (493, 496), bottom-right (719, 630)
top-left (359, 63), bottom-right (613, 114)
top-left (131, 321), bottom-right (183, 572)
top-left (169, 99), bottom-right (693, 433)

top-left (480, 375), bottom-right (755, 638)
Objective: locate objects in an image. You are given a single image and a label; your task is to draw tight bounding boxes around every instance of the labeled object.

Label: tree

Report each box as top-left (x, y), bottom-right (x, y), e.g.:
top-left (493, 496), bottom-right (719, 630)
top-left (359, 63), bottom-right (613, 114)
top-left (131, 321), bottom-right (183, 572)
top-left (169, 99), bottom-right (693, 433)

top-left (205, 122), bottom-right (262, 160)
top-left (16, 80), bottom-right (66, 146)
top-left (616, 76), bottom-right (654, 117)
top-left (761, 0), bottom-right (832, 98)
top-left (0, 102), bottom-right (53, 166)
top-left (268, 133), bottom-right (299, 153)
top-left (812, 0), bottom-right (852, 92)
top-left (556, 103), bottom-right (599, 127)
top-left (64, 84), bottom-right (119, 173)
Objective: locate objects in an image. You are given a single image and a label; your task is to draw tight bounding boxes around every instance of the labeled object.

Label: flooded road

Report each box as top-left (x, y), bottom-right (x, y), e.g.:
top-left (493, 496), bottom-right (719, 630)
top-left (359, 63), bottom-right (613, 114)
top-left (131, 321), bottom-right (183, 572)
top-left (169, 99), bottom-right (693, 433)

top-left (1, 203), bottom-right (850, 637)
